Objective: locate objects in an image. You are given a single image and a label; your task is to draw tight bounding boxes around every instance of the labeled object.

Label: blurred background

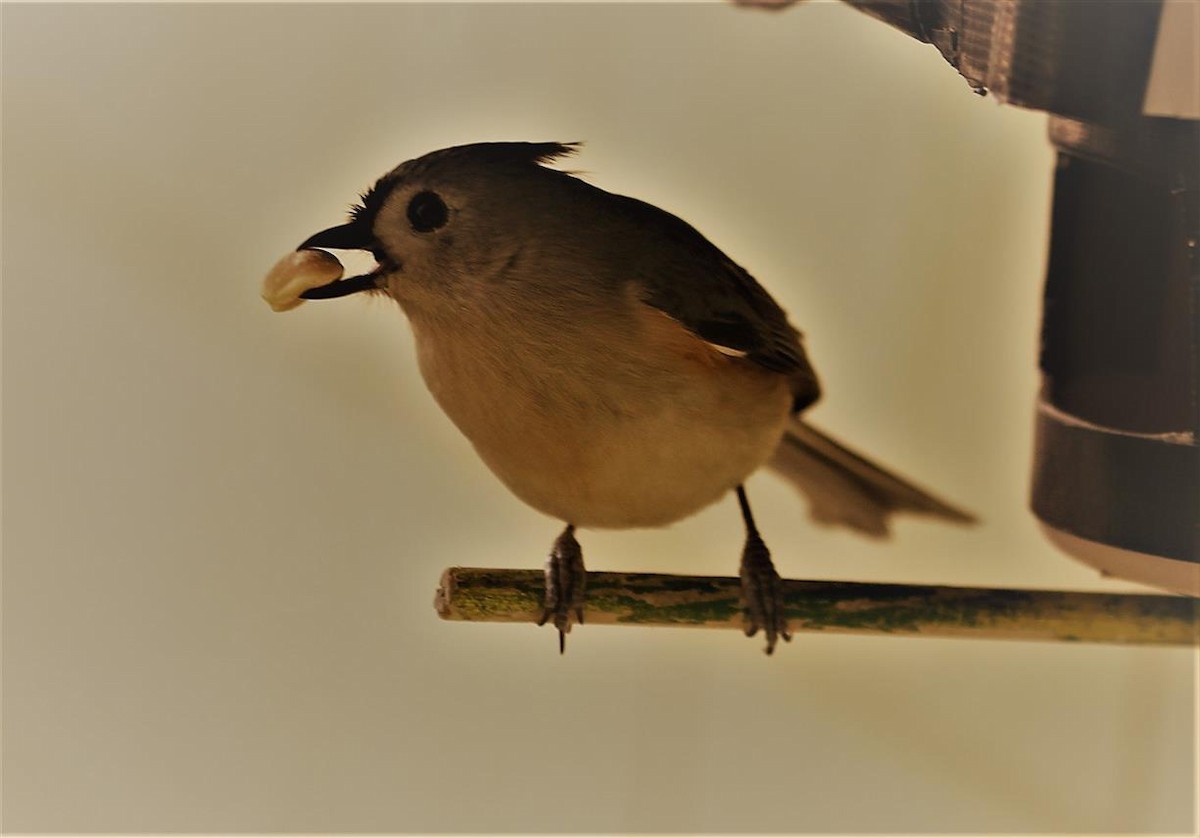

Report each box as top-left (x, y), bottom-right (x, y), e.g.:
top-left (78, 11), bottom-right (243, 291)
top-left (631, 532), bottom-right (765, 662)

top-left (3, 2), bottom-right (1195, 833)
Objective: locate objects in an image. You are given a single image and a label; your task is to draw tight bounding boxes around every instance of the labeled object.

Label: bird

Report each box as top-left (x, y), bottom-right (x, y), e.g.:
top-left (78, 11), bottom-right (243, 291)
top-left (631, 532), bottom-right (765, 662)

top-left (267, 141), bottom-right (975, 654)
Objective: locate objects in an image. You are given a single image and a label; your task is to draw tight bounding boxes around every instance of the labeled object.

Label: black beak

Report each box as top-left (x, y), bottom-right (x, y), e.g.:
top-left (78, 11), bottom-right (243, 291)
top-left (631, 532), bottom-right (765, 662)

top-left (295, 221), bottom-right (385, 300)
top-left (297, 221), bottom-right (374, 252)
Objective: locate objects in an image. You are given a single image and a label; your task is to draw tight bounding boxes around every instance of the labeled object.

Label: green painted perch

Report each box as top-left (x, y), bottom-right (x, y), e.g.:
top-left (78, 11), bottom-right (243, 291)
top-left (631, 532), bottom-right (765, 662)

top-left (435, 568), bottom-right (1199, 646)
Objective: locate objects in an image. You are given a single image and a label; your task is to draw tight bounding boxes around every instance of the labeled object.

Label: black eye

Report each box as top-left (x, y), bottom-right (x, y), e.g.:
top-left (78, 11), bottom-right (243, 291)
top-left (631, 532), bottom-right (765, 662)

top-left (406, 191), bottom-right (448, 233)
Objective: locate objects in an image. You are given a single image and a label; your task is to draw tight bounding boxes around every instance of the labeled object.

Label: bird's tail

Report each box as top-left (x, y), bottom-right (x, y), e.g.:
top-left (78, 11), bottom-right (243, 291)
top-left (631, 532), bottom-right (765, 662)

top-left (766, 418), bottom-right (976, 538)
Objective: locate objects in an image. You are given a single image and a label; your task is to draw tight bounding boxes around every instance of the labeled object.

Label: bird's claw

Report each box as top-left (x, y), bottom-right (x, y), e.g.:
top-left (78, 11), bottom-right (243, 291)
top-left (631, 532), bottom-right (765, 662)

top-left (740, 530), bottom-right (791, 654)
top-left (537, 525), bottom-right (586, 653)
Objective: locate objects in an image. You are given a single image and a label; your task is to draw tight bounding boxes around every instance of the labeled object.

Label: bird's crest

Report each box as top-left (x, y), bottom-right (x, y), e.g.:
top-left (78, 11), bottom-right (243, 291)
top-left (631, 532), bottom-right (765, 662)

top-left (351, 142), bottom-right (581, 224)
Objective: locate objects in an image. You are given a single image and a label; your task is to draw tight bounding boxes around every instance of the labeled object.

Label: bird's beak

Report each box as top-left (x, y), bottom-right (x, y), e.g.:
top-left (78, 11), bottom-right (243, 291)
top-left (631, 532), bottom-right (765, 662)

top-left (295, 221), bottom-right (385, 299)
top-left (298, 221), bottom-right (373, 252)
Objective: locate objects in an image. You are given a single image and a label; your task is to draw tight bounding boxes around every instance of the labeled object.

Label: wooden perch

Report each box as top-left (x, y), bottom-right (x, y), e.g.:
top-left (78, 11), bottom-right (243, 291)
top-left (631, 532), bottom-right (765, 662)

top-left (435, 568), bottom-right (1199, 646)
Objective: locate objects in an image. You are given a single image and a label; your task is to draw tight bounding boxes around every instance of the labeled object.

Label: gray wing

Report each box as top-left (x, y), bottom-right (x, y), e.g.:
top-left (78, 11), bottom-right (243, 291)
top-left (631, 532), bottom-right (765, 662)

top-left (613, 193), bottom-right (821, 413)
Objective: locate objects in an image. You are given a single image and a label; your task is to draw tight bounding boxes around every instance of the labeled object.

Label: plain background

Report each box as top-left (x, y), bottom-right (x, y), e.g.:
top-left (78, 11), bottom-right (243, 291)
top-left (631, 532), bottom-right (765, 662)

top-left (3, 2), bottom-right (1196, 833)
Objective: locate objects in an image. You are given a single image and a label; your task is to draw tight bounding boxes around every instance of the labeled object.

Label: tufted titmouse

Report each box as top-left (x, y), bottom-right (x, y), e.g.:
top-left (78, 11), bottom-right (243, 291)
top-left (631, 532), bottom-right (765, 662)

top-left (265, 142), bottom-right (974, 653)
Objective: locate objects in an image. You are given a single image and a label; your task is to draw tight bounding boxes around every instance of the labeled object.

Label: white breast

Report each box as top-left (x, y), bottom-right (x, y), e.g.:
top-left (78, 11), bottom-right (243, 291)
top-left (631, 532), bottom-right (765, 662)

top-left (403, 292), bottom-right (792, 529)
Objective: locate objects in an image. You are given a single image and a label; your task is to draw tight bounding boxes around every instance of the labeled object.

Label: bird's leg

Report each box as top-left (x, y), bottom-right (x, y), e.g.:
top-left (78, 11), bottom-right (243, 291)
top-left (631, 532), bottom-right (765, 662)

top-left (537, 523), bottom-right (586, 654)
top-left (736, 485), bottom-right (791, 654)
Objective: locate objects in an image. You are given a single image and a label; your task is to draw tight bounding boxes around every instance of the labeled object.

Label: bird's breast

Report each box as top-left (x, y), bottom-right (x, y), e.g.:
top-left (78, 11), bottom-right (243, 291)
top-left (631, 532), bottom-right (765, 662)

top-left (404, 293), bottom-right (792, 528)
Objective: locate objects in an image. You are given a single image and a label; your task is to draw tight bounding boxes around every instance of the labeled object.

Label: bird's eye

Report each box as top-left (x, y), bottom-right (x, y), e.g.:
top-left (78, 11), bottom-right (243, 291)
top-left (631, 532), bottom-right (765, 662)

top-left (406, 191), bottom-right (449, 233)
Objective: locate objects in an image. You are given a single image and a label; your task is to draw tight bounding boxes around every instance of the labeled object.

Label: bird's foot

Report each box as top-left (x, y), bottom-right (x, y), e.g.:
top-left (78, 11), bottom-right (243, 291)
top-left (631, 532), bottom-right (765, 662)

top-left (740, 529), bottom-right (791, 655)
top-left (537, 524), bottom-right (586, 653)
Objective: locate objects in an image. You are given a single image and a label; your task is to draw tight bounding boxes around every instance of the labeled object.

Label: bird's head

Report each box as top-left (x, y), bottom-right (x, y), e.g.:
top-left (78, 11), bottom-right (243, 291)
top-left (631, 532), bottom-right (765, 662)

top-left (296, 141), bottom-right (581, 307)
